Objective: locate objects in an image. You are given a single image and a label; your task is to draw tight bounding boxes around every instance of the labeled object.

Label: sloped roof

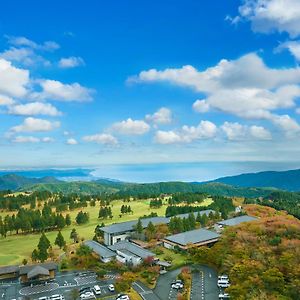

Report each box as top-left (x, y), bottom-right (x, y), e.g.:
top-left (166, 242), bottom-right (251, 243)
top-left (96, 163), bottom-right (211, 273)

top-left (109, 240), bottom-right (155, 259)
top-left (84, 240), bottom-right (116, 258)
top-left (164, 228), bottom-right (219, 246)
top-left (100, 216), bottom-right (169, 234)
top-left (0, 265), bottom-right (19, 275)
top-left (19, 262), bottom-right (57, 275)
top-left (217, 215), bottom-right (257, 226)
top-left (175, 209), bottom-right (215, 220)
top-left (27, 266), bottom-right (49, 279)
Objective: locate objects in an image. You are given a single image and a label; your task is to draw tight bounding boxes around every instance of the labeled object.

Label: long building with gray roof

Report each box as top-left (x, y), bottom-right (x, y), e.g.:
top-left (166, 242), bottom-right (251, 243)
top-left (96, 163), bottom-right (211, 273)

top-left (163, 228), bottom-right (220, 250)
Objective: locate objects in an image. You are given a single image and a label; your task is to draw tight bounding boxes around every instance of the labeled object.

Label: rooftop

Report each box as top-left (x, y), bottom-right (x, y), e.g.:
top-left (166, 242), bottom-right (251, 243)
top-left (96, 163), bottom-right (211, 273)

top-left (100, 216), bottom-right (169, 234)
top-left (164, 228), bottom-right (220, 246)
top-left (19, 262), bottom-right (57, 275)
top-left (0, 265), bottom-right (19, 276)
top-left (217, 215), bottom-right (258, 227)
top-left (84, 240), bottom-right (116, 258)
top-left (27, 266), bottom-right (49, 279)
top-left (175, 209), bottom-right (215, 220)
top-left (109, 240), bottom-right (155, 259)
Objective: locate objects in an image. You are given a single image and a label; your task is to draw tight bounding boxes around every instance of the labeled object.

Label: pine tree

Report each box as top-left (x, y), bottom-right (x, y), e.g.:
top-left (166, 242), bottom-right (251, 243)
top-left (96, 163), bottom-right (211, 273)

top-left (136, 218), bottom-right (143, 234)
top-left (70, 228), bottom-right (79, 243)
top-left (55, 231), bottom-right (66, 249)
top-left (65, 214), bottom-right (71, 226)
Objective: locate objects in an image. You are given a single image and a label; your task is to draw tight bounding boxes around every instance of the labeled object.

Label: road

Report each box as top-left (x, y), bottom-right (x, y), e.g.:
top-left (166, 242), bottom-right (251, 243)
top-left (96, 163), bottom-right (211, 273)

top-left (132, 265), bottom-right (218, 300)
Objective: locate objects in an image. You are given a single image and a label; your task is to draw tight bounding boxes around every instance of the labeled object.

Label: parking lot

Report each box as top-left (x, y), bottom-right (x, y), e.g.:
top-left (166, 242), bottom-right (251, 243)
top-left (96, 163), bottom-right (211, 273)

top-left (0, 271), bottom-right (117, 300)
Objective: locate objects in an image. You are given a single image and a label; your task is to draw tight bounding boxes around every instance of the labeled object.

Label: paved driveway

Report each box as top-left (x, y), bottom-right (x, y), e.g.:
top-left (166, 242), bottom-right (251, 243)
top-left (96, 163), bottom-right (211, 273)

top-left (132, 281), bottom-right (160, 300)
top-left (190, 265), bottom-right (218, 300)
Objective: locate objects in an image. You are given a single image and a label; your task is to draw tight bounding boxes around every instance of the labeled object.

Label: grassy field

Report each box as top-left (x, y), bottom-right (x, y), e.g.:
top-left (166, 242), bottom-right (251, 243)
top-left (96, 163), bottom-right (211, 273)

top-left (0, 197), bottom-right (212, 266)
top-left (0, 199), bottom-right (167, 266)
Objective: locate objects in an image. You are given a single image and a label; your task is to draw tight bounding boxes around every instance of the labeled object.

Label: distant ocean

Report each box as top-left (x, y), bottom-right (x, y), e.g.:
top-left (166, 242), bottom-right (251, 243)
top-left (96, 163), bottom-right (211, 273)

top-left (0, 161), bottom-right (299, 183)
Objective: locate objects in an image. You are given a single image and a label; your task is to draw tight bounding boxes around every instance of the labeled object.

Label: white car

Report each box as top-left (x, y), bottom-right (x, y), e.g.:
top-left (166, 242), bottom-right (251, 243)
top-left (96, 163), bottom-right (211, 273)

top-left (218, 275), bottom-right (229, 281)
top-left (80, 292), bottom-right (96, 299)
top-left (116, 294), bottom-right (130, 300)
top-left (219, 293), bottom-right (230, 299)
top-left (50, 295), bottom-right (64, 300)
top-left (171, 280), bottom-right (184, 289)
top-left (108, 284), bottom-right (115, 292)
top-left (93, 285), bottom-right (101, 295)
top-left (218, 281), bottom-right (230, 288)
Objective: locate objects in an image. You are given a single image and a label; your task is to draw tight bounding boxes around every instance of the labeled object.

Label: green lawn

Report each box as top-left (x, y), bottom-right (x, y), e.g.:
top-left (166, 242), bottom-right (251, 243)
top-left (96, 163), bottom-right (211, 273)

top-left (0, 199), bottom-right (167, 266)
top-left (0, 197), bottom-right (212, 266)
top-left (154, 247), bottom-right (188, 269)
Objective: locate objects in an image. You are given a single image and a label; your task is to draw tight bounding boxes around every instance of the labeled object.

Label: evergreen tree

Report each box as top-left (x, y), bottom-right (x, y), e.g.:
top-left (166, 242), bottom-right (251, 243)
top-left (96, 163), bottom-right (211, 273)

top-left (136, 218), bottom-right (143, 234)
top-left (70, 228), bottom-right (79, 243)
top-left (65, 214), bottom-right (71, 226)
top-left (55, 231), bottom-right (66, 249)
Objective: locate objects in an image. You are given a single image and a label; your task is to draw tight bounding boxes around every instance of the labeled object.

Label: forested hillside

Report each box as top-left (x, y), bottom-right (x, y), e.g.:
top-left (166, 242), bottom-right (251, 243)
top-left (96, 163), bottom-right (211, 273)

top-left (191, 205), bottom-right (300, 299)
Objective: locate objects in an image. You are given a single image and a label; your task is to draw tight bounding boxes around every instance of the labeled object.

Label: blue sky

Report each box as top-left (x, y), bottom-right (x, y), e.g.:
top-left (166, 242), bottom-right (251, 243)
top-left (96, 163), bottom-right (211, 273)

top-left (1, 0), bottom-right (300, 180)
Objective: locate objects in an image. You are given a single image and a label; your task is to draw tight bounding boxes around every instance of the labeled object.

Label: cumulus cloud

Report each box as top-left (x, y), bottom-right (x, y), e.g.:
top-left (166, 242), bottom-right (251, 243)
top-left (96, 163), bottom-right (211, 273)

top-left (112, 118), bottom-right (150, 135)
top-left (271, 114), bottom-right (300, 136)
top-left (275, 40), bottom-right (300, 61)
top-left (0, 94), bottom-right (14, 106)
top-left (130, 53), bottom-right (300, 133)
top-left (154, 120), bottom-right (217, 144)
top-left (193, 99), bottom-right (210, 113)
top-left (221, 122), bottom-right (272, 140)
top-left (145, 107), bottom-right (172, 125)
top-left (83, 133), bottom-right (118, 145)
top-left (234, 0), bottom-right (300, 37)
top-left (9, 102), bottom-right (62, 116)
top-left (0, 58), bottom-right (29, 98)
top-left (42, 137), bottom-right (55, 143)
top-left (58, 56), bottom-right (85, 68)
top-left (66, 138), bottom-right (78, 145)
top-left (36, 79), bottom-right (93, 102)
top-left (11, 117), bottom-right (60, 133)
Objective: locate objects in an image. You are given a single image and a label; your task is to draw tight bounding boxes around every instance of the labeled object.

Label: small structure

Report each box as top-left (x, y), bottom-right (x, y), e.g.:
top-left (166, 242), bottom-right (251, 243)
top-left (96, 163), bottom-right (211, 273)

top-left (0, 265), bottom-right (19, 279)
top-left (19, 262), bottom-right (57, 283)
top-left (163, 228), bottom-right (220, 250)
top-left (216, 215), bottom-right (257, 229)
top-left (109, 240), bottom-right (156, 266)
top-left (84, 240), bottom-right (116, 263)
top-left (100, 216), bottom-right (169, 246)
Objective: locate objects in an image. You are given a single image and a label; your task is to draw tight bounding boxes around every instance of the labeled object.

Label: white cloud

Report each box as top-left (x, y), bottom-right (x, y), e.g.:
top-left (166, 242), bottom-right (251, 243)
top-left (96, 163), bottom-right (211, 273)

top-left (11, 117), bottom-right (60, 133)
top-left (275, 40), bottom-right (300, 61)
top-left (42, 137), bottom-right (54, 143)
top-left (193, 99), bottom-right (210, 113)
top-left (12, 136), bottom-right (40, 143)
top-left (9, 102), bottom-right (62, 116)
top-left (154, 130), bottom-right (182, 144)
top-left (236, 0), bottom-right (300, 37)
top-left (0, 94), bottom-right (14, 106)
top-left (112, 118), bottom-right (150, 135)
top-left (271, 114), bottom-right (300, 135)
top-left (7, 36), bottom-right (60, 51)
top-left (221, 122), bottom-right (247, 140)
top-left (221, 122), bottom-right (272, 140)
top-left (58, 56), bottom-right (85, 68)
top-left (145, 107), bottom-right (172, 125)
top-left (130, 53), bottom-right (300, 124)
top-left (249, 125), bottom-right (272, 140)
top-left (0, 58), bottom-right (29, 98)
top-left (155, 120), bottom-right (217, 144)
top-left (66, 138), bottom-right (78, 145)
top-left (37, 79), bottom-right (93, 102)
top-left (83, 133), bottom-right (118, 145)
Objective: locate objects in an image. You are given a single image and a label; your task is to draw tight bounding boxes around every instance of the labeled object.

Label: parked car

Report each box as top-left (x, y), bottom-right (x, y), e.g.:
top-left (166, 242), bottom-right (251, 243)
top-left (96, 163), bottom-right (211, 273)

top-left (80, 292), bottom-right (96, 299)
top-left (108, 284), bottom-right (115, 292)
top-left (218, 282), bottom-right (230, 288)
top-left (219, 293), bottom-right (230, 299)
top-left (116, 294), bottom-right (130, 300)
top-left (93, 285), bottom-right (101, 295)
top-left (49, 295), bottom-right (65, 300)
top-left (171, 280), bottom-right (184, 289)
top-left (218, 275), bottom-right (229, 281)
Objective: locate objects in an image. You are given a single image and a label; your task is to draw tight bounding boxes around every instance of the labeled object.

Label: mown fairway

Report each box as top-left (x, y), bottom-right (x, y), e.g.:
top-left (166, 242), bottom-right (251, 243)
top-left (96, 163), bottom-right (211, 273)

top-left (0, 197), bottom-right (212, 266)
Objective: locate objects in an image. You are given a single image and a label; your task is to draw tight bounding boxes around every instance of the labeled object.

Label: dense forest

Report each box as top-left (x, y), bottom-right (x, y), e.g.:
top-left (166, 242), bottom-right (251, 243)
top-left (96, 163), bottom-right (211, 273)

top-left (190, 205), bottom-right (300, 299)
top-left (245, 191), bottom-right (300, 219)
